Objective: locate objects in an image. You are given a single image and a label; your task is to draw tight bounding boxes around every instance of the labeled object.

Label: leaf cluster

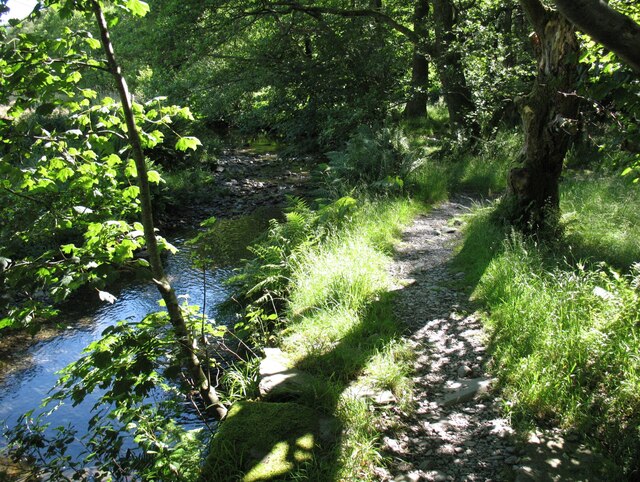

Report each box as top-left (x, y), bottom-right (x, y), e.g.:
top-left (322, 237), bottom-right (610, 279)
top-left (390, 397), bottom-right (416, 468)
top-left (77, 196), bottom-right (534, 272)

top-left (1, 16), bottom-right (201, 331)
top-left (5, 305), bottom-right (227, 480)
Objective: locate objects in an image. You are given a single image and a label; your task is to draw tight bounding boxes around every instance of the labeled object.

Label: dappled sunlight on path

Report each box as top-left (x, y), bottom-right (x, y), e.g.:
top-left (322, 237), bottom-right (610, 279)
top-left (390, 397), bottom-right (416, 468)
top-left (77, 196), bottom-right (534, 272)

top-left (379, 198), bottom-right (609, 482)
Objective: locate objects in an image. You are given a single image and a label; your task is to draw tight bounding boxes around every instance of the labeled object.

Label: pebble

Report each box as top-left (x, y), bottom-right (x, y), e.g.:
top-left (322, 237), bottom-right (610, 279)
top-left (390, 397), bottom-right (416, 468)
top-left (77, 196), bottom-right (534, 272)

top-left (378, 200), bottom-right (521, 482)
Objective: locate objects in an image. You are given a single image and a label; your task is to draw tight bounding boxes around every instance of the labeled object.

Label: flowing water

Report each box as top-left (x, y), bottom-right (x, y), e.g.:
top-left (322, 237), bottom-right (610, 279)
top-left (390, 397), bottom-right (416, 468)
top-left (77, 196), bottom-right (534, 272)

top-left (0, 237), bottom-right (234, 462)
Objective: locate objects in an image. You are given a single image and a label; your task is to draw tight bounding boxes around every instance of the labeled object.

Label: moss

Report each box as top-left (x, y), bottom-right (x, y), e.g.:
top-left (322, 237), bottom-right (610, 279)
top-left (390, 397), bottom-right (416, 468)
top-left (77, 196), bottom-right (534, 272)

top-left (201, 401), bottom-right (336, 481)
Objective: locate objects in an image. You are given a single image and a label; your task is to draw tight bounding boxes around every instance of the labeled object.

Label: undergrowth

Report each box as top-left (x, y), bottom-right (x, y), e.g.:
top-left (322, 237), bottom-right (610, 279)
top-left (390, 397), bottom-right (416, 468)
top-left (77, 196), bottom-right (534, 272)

top-left (407, 128), bottom-right (518, 203)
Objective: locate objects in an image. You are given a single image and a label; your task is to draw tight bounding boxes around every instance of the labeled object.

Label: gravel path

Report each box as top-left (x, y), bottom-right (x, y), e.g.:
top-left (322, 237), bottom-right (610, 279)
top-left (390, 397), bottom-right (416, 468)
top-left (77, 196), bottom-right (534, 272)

top-left (375, 198), bottom-right (518, 482)
top-left (373, 198), bottom-right (610, 482)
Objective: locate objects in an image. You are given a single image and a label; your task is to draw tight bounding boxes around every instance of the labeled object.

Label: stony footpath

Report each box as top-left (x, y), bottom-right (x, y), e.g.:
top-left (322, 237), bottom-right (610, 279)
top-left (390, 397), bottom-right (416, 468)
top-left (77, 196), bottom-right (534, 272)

top-left (376, 199), bottom-right (608, 482)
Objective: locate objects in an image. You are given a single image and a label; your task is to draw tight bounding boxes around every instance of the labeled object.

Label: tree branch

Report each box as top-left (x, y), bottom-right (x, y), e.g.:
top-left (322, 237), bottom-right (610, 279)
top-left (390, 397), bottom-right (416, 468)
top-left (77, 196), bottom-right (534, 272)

top-left (553, 0), bottom-right (640, 72)
top-left (518, 0), bottom-right (547, 34)
top-left (243, 1), bottom-right (428, 49)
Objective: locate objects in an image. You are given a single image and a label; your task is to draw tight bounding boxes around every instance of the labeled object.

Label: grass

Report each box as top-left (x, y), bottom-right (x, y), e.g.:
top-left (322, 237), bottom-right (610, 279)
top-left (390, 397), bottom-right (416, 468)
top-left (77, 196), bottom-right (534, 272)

top-left (561, 173), bottom-right (640, 269)
top-left (202, 198), bottom-right (418, 480)
top-left (454, 176), bottom-right (640, 477)
top-left (407, 128), bottom-right (519, 203)
top-left (279, 199), bottom-right (417, 480)
top-left (202, 116), bottom-right (640, 479)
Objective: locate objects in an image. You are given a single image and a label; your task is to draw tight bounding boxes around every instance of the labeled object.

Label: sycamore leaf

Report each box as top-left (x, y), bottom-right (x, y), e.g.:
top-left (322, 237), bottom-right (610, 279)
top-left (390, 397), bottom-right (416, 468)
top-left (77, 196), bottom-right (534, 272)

top-left (147, 170), bottom-right (162, 184)
top-left (175, 136), bottom-right (201, 152)
top-left (125, 159), bottom-right (137, 177)
top-left (125, 0), bottom-right (150, 17)
top-left (85, 37), bottom-right (101, 50)
top-left (81, 89), bottom-right (98, 99)
top-left (98, 290), bottom-right (117, 304)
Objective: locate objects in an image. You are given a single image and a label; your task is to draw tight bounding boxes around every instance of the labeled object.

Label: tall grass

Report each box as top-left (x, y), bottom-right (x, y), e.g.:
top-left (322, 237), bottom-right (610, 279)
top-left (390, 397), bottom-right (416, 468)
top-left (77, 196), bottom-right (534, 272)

top-left (457, 177), bottom-right (640, 477)
top-left (561, 173), bottom-right (640, 269)
top-left (204, 198), bottom-right (418, 480)
top-left (280, 199), bottom-right (417, 480)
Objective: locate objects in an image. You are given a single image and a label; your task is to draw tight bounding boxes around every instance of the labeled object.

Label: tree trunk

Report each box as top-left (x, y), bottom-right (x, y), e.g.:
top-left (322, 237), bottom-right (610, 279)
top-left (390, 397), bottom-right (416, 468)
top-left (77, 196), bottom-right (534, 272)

top-left (404, 0), bottom-right (430, 119)
top-left (432, 0), bottom-right (479, 136)
top-left (91, 0), bottom-right (227, 420)
top-left (506, 2), bottom-right (579, 231)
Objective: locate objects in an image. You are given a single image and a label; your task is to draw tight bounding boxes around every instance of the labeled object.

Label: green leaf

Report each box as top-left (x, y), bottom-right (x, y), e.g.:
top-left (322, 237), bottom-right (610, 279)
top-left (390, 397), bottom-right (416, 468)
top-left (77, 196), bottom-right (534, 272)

top-left (56, 167), bottom-right (75, 182)
top-left (125, 0), bottom-right (150, 17)
top-left (147, 170), bottom-right (162, 184)
top-left (66, 71), bottom-right (82, 84)
top-left (81, 89), bottom-right (98, 99)
top-left (85, 37), bottom-right (102, 50)
top-left (175, 136), bottom-right (201, 152)
top-left (62, 244), bottom-right (76, 254)
top-left (125, 159), bottom-right (137, 177)
top-left (123, 185), bottom-right (140, 200)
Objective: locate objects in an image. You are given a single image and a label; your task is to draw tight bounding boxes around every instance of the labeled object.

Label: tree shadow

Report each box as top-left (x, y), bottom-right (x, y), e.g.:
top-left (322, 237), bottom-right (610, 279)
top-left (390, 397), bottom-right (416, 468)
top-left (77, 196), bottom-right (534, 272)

top-left (201, 290), bottom-right (404, 481)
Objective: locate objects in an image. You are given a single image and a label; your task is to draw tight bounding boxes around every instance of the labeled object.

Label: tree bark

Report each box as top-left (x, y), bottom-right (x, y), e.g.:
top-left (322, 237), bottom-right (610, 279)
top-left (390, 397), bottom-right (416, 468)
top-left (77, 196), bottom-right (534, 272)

top-left (553, 0), bottom-right (640, 73)
top-left (91, 0), bottom-right (227, 420)
top-left (432, 0), bottom-right (479, 136)
top-left (404, 0), bottom-right (430, 119)
top-left (506, 0), bottom-right (580, 231)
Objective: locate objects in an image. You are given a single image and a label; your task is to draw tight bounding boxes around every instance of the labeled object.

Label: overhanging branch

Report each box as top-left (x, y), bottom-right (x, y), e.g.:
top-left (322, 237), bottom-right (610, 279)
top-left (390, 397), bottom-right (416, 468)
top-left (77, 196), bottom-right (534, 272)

top-left (553, 0), bottom-right (640, 72)
top-left (241, 1), bottom-right (431, 52)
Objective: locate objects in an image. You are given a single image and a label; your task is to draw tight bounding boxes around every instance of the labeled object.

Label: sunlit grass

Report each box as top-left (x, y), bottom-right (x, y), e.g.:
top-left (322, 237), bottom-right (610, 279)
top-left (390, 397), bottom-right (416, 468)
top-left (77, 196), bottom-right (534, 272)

top-left (561, 173), bottom-right (640, 269)
top-left (458, 175), bottom-right (640, 477)
top-left (408, 129), bottom-right (519, 203)
top-left (277, 198), bottom-right (417, 480)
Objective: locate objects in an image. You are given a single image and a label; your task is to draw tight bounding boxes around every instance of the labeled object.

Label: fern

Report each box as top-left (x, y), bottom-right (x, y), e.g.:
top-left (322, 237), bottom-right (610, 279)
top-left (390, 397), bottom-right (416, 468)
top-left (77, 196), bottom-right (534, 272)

top-left (324, 125), bottom-right (423, 194)
top-left (228, 197), bottom-right (319, 308)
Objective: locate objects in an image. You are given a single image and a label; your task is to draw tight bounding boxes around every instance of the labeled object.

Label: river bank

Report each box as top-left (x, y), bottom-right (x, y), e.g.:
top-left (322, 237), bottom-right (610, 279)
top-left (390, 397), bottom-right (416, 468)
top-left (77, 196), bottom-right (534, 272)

top-left (0, 148), bottom-right (316, 480)
top-left (0, 149), bottom-right (314, 382)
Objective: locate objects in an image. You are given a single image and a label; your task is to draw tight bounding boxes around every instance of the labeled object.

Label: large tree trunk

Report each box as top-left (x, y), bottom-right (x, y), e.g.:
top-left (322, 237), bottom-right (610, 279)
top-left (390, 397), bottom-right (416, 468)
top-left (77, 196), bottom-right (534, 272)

top-left (506, 1), bottom-right (579, 231)
top-left (432, 0), bottom-right (479, 136)
top-left (91, 0), bottom-right (227, 420)
top-left (404, 0), bottom-right (430, 119)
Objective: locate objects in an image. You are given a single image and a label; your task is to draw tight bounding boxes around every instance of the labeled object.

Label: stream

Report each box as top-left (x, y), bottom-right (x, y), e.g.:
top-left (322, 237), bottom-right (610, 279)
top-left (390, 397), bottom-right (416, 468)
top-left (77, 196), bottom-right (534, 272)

top-left (0, 236), bottom-right (234, 464)
top-left (0, 149), bottom-right (312, 474)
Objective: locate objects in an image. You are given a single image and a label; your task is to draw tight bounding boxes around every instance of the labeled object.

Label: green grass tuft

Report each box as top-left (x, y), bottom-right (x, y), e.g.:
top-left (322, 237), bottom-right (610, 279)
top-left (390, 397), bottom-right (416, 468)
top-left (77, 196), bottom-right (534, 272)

top-left (561, 173), bottom-right (640, 269)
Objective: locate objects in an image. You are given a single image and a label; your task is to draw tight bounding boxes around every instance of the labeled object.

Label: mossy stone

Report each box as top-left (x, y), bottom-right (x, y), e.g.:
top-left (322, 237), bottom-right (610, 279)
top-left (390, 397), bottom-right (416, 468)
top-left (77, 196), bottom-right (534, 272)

top-left (201, 401), bottom-right (337, 482)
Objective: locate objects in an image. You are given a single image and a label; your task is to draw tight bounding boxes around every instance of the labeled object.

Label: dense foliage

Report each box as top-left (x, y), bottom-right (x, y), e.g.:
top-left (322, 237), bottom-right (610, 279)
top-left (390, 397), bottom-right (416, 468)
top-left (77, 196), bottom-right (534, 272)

top-left (1, 0), bottom-right (640, 479)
